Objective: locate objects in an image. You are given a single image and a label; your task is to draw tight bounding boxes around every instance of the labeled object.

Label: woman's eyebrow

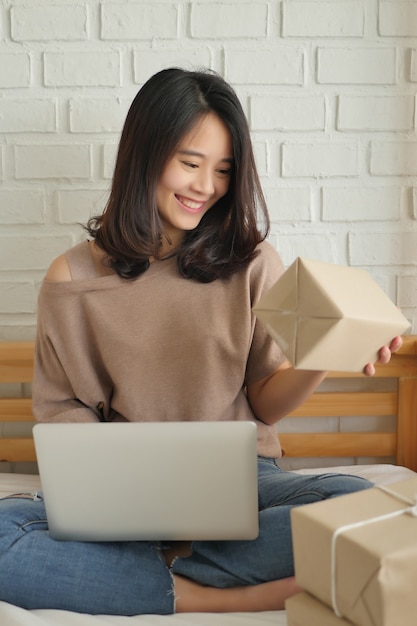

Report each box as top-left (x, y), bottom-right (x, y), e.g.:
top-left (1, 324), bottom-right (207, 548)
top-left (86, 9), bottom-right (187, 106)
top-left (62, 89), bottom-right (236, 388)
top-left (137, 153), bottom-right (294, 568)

top-left (178, 149), bottom-right (233, 163)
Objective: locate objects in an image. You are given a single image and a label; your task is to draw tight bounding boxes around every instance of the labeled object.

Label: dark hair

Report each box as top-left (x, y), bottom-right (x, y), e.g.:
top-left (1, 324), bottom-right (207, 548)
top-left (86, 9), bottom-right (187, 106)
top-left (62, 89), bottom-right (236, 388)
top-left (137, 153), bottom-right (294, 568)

top-left (86, 67), bottom-right (270, 282)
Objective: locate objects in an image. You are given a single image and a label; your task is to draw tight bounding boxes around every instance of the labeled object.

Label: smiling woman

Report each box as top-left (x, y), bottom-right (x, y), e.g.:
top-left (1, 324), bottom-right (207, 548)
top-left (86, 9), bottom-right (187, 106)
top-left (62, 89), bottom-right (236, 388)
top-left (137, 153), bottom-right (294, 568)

top-left (0, 67), bottom-right (402, 617)
top-left (155, 113), bottom-right (233, 255)
top-left (84, 67), bottom-right (268, 283)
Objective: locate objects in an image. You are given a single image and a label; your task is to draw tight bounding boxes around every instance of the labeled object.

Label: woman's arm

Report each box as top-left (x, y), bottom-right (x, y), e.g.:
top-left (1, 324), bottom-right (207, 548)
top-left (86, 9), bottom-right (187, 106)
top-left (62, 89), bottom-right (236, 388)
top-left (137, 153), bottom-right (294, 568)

top-left (32, 253), bottom-right (100, 423)
top-left (247, 336), bottom-right (403, 426)
top-left (33, 330), bottom-right (100, 423)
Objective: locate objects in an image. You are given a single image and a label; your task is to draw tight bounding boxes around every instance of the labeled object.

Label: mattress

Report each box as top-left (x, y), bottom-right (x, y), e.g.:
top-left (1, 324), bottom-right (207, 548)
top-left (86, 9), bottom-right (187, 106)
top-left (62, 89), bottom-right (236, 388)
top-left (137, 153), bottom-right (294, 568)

top-left (1, 464), bottom-right (416, 626)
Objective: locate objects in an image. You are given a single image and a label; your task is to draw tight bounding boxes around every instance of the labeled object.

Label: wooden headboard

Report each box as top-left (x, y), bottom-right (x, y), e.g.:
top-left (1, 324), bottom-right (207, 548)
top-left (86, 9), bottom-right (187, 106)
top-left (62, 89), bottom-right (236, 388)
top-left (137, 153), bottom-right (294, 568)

top-left (1, 337), bottom-right (417, 472)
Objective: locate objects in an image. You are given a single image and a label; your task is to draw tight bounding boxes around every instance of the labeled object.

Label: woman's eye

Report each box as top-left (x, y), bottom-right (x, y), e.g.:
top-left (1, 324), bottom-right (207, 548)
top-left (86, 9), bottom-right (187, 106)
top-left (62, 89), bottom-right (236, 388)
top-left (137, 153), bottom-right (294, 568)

top-left (218, 168), bottom-right (232, 176)
top-left (182, 161), bottom-right (198, 169)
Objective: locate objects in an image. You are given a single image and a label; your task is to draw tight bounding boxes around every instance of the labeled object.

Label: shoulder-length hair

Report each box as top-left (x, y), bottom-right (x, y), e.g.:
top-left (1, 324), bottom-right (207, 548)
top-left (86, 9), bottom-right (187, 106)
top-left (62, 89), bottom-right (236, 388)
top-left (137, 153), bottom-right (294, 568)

top-left (86, 67), bottom-right (270, 282)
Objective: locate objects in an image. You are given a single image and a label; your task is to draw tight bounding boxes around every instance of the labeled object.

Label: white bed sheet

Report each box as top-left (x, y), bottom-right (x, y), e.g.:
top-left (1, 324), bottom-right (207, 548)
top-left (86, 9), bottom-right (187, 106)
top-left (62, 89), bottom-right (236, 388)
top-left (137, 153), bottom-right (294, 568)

top-left (1, 464), bottom-right (416, 626)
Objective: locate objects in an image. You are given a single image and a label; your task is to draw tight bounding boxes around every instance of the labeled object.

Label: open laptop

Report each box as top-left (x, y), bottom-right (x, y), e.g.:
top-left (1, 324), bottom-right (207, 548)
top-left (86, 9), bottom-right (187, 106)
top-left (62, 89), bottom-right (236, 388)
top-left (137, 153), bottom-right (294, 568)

top-left (33, 421), bottom-right (259, 542)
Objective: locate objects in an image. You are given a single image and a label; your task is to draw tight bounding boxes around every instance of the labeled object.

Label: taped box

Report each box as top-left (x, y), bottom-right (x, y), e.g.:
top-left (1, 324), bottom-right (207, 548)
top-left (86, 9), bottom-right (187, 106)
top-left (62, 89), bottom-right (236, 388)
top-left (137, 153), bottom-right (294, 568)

top-left (253, 257), bottom-right (410, 371)
top-left (286, 591), bottom-right (354, 626)
top-left (291, 478), bottom-right (417, 626)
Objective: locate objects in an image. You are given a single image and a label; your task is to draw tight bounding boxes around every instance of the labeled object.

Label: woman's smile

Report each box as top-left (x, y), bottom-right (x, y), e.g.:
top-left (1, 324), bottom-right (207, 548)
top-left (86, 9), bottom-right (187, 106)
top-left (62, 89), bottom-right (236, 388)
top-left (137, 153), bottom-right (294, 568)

top-left (175, 194), bottom-right (207, 213)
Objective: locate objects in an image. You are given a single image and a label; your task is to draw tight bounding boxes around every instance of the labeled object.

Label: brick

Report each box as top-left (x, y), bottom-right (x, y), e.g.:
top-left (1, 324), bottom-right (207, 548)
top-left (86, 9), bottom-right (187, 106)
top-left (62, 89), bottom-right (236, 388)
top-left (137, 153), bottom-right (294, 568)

top-left (69, 99), bottom-right (128, 133)
top-left (282, 142), bottom-right (358, 178)
top-left (275, 232), bottom-right (339, 266)
top-left (57, 189), bottom-right (108, 224)
top-left (0, 190), bottom-right (45, 224)
top-left (11, 6), bottom-right (87, 41)
top-left (411, 50), bottom-right (417, 82)
top-left (44, 51), bottom-right (120, 87)
top-left (101, 4), bottom-right (177, 40)
top-left (133, 49), bottom-right (212, 85)
top-left (0, 282), bottom-right (37, 313)
top-left (370, 142), bottom-right (417, 176)
top-left (0, 99), bottom-right (56, 133)
top-left (251, 95), bottom-right (325, 131)
top-left (379, 1), bottom-right (417, 37)
top-left (398, 276), bottom-right (417, 307)
top-left (0, 53), bottom-right (30, 88)
top-left (0, 236), bottom-right (73, 270)
top-left (317, 48), bottom-right (396, 84)
top-left (225, 48), bottom-right (304, 85)
top-left (103, 144), bottom-right (118, 179)
top-left (283, 1), bottom-right (364, 37)
top-left (322, 187), bottom-right (401, 221)
top-left (338, 95), bottom-right (414, 131)
top-left (14, 145), bottom-right (91, 179)
top-left (264, 187), bottom-right (311, 222)
top-left (190, 3), bottom-right (268, 38)
top-left (348, 232), bottom-right (417, 265)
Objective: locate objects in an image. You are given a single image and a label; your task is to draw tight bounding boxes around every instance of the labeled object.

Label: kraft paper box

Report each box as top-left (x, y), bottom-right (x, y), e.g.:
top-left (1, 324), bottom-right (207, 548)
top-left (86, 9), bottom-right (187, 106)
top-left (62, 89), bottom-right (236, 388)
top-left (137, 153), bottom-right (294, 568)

top-left (286, 592), bottom-right (354, 626)
top-left (291, 478), bottom-right (417, 626)
top-left (253, 257), bottom-right (410, 371)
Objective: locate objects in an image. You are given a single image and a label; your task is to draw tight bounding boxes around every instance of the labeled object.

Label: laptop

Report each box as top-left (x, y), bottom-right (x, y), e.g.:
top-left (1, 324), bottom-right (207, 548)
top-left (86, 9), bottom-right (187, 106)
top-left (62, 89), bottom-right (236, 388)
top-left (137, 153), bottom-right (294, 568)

top-left (33, 421), bottom-right (259, 542)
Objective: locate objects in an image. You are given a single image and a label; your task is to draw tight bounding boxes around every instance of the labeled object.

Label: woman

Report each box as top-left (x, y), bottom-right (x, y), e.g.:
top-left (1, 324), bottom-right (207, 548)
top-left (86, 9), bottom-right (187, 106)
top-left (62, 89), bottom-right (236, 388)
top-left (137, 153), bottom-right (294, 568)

top-left (0, 68), bottom-right (401, 615)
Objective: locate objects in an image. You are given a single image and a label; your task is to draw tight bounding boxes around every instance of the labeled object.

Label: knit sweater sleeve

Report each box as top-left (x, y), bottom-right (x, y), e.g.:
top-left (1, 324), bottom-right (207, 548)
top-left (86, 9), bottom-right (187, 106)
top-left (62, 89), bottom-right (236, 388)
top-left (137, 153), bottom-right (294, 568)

top-left (32, 281), bottom-right (100, 423)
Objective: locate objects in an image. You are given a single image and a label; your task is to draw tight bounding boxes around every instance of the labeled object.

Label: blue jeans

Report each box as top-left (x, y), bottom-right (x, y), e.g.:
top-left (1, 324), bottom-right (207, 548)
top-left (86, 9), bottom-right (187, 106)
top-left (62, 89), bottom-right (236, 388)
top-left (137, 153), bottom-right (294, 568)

top-left (0, 458), bottom-right (371, 615)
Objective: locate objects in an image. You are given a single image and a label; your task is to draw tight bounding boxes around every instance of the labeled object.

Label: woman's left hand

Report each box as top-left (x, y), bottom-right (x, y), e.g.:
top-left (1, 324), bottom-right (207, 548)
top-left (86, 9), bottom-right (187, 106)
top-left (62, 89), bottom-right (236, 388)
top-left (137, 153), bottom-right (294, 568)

top-left (363, 336), bottom-right (403, 376)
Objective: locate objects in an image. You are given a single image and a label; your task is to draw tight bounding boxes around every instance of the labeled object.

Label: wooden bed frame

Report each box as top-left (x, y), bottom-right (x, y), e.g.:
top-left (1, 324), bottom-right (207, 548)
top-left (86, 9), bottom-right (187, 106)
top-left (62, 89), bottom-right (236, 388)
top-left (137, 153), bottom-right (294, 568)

top-left (1, 337), bottom-right (417, 472)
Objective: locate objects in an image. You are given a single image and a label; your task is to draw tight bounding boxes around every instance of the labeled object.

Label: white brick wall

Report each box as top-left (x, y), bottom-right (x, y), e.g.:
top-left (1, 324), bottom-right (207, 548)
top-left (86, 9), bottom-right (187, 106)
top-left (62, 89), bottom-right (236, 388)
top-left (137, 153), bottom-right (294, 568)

top-left (317, 47), bottom-right (397, 84)
top-left (44, 51), bottom-right (121, 87)
top-left (282, 1), bottom-right (365, 37)
top-left (10, 6), bottom-right (88, 41)
top-left (0, 0), bottom-right (416, 344)
top-left (102, 3), bottom-right (178, 40)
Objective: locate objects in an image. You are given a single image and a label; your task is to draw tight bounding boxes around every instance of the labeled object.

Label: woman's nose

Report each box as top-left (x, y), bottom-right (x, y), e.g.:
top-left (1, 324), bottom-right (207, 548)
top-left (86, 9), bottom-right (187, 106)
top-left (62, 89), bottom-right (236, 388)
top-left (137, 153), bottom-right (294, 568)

top-left (191, 169), bottom-right (215, 196)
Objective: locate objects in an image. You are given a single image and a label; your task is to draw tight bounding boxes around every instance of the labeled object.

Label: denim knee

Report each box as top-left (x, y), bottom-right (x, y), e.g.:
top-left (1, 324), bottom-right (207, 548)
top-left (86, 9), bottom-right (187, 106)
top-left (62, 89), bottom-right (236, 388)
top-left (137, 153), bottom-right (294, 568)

top-left (0, 494), bottom-right (48, 538)
top-left (0, 496), bottom-right (176, 615)
top-left (257, 458), bottom-right (372, 509)
top-left (172, 501), bottom-right (296, 587)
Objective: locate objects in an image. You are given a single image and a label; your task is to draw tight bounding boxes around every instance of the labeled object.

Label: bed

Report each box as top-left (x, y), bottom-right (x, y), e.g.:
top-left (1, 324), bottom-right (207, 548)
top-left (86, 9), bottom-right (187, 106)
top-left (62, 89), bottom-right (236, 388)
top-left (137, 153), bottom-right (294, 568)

top-left (1, 338), bottom-right (417, 626)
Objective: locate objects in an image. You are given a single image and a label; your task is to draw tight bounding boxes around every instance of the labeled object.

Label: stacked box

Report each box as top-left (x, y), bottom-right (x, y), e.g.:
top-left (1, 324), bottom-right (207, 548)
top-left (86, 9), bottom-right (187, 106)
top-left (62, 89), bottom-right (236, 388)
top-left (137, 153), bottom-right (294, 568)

top-left (290, 478), bottom-right (417, 626)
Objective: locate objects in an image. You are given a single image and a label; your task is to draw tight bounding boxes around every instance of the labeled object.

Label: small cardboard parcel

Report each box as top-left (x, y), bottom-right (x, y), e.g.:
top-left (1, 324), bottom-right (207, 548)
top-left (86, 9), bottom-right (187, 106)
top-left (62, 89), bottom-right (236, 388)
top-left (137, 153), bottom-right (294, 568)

top-left (253, 257), bottom-right (410, 371)
top-left (291, 478), bottom-right (417, 626)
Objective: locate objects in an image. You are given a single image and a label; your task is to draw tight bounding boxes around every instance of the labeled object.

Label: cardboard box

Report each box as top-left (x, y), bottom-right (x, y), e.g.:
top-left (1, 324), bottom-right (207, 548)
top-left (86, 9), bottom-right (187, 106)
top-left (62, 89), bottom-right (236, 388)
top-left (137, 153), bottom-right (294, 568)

top-left (291, 478), bottom-right (417, 626)
top-left (253, 257), bottom-right (410, 371)
top-left (287, 592), bottom-right (354, 626)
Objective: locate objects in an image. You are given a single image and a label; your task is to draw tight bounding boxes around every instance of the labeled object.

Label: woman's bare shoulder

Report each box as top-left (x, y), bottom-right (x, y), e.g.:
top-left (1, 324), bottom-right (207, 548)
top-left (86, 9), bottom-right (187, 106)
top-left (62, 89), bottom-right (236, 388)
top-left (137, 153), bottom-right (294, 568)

top-left (44, 254), bottom-right (72, 283)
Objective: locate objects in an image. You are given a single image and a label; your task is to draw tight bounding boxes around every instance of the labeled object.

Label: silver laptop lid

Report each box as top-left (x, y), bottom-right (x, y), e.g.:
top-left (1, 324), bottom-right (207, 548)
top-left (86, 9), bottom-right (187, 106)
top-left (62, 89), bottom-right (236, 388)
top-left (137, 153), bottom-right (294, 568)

top-left (33, 421), bottom-right (259, 542)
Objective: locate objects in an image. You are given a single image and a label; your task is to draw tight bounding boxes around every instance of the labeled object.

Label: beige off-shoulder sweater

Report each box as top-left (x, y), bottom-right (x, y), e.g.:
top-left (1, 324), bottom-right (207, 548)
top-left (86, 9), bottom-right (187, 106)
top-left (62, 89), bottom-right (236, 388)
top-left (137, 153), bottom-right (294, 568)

top-left (33, 239), bottom-right (286, 458)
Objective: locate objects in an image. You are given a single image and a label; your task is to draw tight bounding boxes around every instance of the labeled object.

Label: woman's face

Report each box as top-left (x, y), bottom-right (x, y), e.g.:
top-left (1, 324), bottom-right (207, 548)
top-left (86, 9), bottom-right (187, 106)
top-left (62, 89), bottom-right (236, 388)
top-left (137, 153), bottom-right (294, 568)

top-left (156, 113), bottom-right (233, 254)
